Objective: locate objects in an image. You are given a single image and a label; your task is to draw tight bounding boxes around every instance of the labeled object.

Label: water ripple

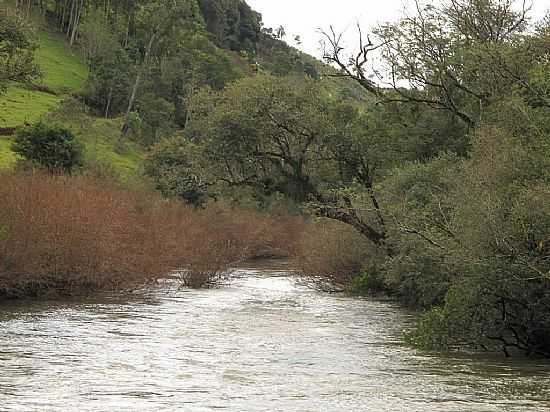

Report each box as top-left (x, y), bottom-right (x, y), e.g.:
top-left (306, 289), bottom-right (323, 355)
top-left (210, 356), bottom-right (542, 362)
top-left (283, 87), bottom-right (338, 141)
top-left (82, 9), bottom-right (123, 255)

top-left (1, 260), bottom-right (550, 411)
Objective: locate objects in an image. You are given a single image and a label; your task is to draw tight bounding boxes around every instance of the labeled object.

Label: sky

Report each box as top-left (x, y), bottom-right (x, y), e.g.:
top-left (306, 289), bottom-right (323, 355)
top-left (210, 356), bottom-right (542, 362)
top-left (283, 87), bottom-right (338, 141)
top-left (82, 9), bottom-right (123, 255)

top-left (246, 0), bottom-right (550, 59)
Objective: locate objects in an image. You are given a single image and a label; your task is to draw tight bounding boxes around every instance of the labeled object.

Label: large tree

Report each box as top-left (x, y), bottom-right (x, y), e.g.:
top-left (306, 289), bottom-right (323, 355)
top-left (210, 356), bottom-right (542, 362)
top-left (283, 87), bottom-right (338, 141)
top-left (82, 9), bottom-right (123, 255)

top-left (185, 74), bottom-right (399, 251)
top-left (322, 0), bottom-right (538, 128)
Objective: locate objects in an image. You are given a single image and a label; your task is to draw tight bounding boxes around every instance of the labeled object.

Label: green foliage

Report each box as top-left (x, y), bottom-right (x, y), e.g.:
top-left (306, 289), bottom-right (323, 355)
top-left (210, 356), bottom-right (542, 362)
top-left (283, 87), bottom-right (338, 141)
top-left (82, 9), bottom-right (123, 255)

top-left (406, 307), bottom-right (451, 350)
top-left (0, 138), bottom-right (17, 169)
top-left (198, 0), bottom-right (261, 52)
top-left (348, 266), bottom-right (386, 295)
top-left (378, 117), bottom-right (550, 356)
top-left (12, 122), bottom-right (83, 173)
top-left (144, 136), bottom-right (209, 206)
top-left (188, 74), bottom-right (388, 201)
top-left (84, 43), bottom-right (133, 117)
top-left (43, 101), bottom-right (145, 180)
top-left (0, 12), bottom-right (41, 94)
top-left (134, 93), bottom-right (175, 145)
top-left (0, 28), bottom-right (87, 129)
top-left (0, 84), bottom-right (62, 128)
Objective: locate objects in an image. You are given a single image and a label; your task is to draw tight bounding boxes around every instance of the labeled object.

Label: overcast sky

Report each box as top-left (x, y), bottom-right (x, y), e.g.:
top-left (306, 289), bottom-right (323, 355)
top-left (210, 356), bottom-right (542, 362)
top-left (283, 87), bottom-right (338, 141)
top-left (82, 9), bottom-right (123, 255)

top-left (247, 0), bottom-right (550, 58)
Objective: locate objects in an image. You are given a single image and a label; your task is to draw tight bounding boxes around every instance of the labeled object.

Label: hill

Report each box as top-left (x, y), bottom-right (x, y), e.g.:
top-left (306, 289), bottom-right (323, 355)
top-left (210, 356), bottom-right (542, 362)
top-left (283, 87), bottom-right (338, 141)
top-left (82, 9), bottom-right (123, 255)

top-left (0, 0), bottom-right (358, 175)
top-left (0, 26), bottom-right (144, 176)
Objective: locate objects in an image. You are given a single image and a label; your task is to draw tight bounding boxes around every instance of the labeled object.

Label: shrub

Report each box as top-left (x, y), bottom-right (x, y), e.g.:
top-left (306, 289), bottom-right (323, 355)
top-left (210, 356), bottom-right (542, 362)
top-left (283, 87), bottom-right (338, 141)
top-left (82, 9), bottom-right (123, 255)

top-left (144, 137), bottom-right (210, 207)
top-left (0, 172), bottom-right (305, 298)
top-left (348, 267), bottom-right (387, 295)
top-left (12, 122), bottom-right (83, 173)
top-left (401, 126), bottom-right (550, 357)
top-left (296, 219), bottom-right (382, 290)
top-left (177, 204), bottom-right (305, 288)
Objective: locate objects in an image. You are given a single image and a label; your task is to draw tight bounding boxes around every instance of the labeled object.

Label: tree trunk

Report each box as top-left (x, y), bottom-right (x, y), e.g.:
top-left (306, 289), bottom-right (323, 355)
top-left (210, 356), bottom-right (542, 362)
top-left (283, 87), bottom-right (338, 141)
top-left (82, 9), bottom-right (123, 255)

top-left (70, 0), bottom-right (84, 47)
top-left (104, 87), bottom-right (113, 118)
top-left (67, 0), bottom-right (75, 37)
top-left (313, 192), bottom-right (392, 255)
top-left (120, 28), bottom-right (158, 139)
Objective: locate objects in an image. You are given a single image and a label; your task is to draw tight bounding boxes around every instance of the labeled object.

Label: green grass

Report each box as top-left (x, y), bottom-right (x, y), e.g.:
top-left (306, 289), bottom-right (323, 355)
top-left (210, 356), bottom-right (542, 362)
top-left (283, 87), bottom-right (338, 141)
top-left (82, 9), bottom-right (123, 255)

top-left (0, 27), bottom-right (141, 179)
top-left (78, 117), bottom-right (145, 180)
top-left (0, 30), bottom-right (88, 129)
top-left (42, 109), bottom-right (144, 180)
top-left (0, 112), bottom-right (145, 178)
top-left (0, 138), bottom-right (17, 170)
top-left (36, 32), bottom-right (88, 92)
top-left (0, 85), bottom-right (62, 128)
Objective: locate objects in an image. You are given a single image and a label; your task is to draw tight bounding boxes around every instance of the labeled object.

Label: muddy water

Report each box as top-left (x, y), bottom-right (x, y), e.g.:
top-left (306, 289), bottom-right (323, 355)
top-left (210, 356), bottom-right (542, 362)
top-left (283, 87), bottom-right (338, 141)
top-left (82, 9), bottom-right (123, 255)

top-left (1, 260), bottom-right (550, 411)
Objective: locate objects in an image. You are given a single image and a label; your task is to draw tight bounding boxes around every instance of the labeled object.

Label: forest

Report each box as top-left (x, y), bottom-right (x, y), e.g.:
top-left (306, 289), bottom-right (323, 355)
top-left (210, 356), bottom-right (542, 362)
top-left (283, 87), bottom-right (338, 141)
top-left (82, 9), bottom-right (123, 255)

top-left (1, 0), bottom-right (550, 360)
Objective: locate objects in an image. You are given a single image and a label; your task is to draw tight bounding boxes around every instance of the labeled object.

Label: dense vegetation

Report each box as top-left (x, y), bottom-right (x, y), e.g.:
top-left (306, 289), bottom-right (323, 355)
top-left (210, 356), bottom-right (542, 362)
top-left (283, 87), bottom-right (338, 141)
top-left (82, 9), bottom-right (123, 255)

top-left (1, 0), bottom-right (549, 358)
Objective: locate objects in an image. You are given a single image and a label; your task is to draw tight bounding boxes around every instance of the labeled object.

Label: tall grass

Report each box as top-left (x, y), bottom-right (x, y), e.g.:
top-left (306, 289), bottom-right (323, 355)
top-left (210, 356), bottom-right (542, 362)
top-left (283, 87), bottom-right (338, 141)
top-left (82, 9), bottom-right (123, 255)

top-left (0, 173), bottom-right (304, 299)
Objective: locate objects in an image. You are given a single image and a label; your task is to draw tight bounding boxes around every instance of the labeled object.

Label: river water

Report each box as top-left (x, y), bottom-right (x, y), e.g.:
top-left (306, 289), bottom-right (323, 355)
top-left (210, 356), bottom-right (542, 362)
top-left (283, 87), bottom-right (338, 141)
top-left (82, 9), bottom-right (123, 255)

top-left (1, 260), bottom-right (550, 411)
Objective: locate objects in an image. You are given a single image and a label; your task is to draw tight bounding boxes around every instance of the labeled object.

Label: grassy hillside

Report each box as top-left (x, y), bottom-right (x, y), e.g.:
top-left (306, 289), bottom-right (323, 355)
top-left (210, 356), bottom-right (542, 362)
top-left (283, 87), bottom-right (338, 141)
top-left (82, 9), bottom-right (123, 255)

top-left (36, 31), bottom-right (88, 92)
top-left (45, 109), bottom-right (145, 180)
top-left (0, 85), bottom-right (62, 128)
top-left (0, 139), bottom-right (17, 170)
top-left (0, 30), bottom-right (143, 179)
top-left (0, 31), bottom-right (87, 129)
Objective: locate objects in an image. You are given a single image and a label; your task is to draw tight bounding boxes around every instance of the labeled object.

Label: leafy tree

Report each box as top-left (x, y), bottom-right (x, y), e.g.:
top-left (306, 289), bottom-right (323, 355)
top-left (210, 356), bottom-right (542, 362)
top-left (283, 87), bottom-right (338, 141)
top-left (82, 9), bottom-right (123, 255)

top-left (159, 34), bottom-right (244, 127)
top-left (197, 0), bottom-right (261, 53)
top-left (121, 0), bottom-right (202, 137)
top-left (134, 93), bottom-right (175, 145)
top-left (322, 0), bottom-right (538, 128)
top-left (85, 45), bottom-right (134, 117)
top-left (0, 13), bottom-right (40, 94)
top-left (12, 122), bottom-right (83, 173)
top-left (187, 74), bottom-right (400, 250)
top-left (144, 137), bottom-right (210, 206)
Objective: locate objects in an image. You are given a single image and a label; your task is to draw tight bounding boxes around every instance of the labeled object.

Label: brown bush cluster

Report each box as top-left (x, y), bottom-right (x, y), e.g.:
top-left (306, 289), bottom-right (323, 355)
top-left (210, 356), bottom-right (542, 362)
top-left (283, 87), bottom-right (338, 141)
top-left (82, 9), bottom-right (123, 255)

top-left (0, 173), bottom-right (304, 298)
top-left (295, 219), bottom-right (380, 289)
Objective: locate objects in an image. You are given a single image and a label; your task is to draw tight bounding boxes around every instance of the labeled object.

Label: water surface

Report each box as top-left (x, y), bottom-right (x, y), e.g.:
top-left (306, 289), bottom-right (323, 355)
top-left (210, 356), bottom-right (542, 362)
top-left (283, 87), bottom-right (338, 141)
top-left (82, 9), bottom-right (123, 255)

top-left (1, 260), bottom-right (549, 411)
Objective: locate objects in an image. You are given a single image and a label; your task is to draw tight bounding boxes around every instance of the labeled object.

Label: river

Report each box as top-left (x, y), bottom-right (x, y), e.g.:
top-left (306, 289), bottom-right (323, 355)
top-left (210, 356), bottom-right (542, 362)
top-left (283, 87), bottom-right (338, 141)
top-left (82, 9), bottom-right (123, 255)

top-left (1, 260), bottom-right (550, 411)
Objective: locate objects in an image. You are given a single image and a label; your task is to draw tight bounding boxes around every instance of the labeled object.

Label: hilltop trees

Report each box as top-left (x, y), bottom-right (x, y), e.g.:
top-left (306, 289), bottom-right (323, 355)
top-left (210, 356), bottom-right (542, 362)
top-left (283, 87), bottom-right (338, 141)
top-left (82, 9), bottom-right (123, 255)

top-left (197, 0), bottom-right (261, 52)
top-left (120, 0), bottom-right (202, 138)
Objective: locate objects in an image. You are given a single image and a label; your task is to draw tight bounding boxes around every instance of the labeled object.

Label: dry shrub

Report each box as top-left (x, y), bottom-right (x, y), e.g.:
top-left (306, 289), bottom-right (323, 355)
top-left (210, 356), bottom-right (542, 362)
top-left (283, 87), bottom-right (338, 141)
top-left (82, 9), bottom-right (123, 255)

top-left (296, 219), bottom-right (380, 289)
top-left (176, 205), bottom-right (305, 288)
top-left (0, 172), bottom-right (305, 298)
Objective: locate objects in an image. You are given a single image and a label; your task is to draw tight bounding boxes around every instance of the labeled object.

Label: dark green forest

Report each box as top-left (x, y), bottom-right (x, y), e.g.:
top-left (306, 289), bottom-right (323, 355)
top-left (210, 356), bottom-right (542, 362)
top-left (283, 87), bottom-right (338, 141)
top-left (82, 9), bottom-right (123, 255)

top-left (1, 0), bottom-right (550, 359)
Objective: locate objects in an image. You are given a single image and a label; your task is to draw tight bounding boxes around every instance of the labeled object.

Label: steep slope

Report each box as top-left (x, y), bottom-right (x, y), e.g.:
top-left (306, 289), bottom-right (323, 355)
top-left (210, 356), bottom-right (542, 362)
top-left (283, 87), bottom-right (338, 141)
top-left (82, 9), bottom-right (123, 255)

top-left (0, 31), bottom-right (88, 129)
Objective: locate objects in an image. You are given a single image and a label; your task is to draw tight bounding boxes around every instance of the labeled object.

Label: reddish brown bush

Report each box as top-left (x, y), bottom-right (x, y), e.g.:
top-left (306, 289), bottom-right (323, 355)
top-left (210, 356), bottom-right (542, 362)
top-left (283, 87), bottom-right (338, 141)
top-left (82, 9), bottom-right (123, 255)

top-left (295, 219), bottom-right (381, 289)
top-left (176, 204), bottom-right (305, 288)
top-left (0, 172), bottom-right (305, 298)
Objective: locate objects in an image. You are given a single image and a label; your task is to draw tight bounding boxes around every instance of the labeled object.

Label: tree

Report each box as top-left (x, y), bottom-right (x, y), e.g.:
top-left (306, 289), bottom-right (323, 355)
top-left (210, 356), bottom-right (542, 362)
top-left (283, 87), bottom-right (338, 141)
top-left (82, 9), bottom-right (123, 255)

top-left (0, 13), bottom-right (40, 94)
top-left (197, 0), bottom-right (261, 52)
top-left (321, 0), bottom-right (535, 128)
top-left (12, 122), bottom-right (83, 173)
top-left (159, 34), bottom-right (244, 128)
top-left (85, 46), bottom-right (134, 118)
top-left (144, 137), bottom-right (210, 206)
top-left (187, 74), bottom-right (396, 251)
top-left (120, 0), bottom-right (202, 138)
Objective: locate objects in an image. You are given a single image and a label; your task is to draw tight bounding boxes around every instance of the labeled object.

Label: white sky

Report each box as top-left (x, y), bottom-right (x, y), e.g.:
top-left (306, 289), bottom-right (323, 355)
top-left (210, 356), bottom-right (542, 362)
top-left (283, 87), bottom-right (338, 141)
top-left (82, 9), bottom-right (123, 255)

top-left (246, 0), bottom-right (550, 58)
